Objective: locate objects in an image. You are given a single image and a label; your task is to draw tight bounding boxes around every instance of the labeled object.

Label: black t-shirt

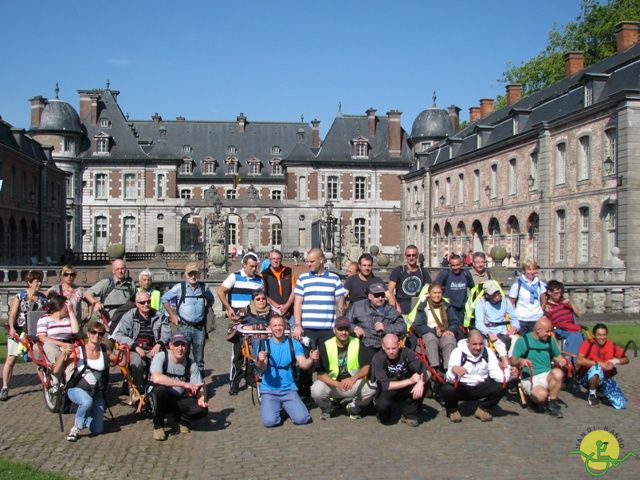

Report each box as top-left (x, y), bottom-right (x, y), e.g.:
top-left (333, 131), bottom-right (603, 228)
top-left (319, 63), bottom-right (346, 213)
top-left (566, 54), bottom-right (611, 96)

top-left (389, 266), bottom-right (432, 313)
top-left (344, 274), bottom-right (384, 305)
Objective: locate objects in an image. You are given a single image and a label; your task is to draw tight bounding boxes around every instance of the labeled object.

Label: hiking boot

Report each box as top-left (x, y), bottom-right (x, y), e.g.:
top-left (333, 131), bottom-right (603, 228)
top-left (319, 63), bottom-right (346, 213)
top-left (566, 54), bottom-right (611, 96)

top-left (474, 407), bottom-right (493, 422)
top-left (153, 427), bottom-right (166, 441)
top-left (320, 408), bottom-right (333, 420)
top-left (179, 423), bottom-right (190, 434)
top-left (588, 394), bottom-right (600, 407)
top-left (0, 387), bottom-right (8, 401)
top-left (229, 382), bottom-right (240, 396)
top-left (66, 426), bottom-right (80, 442)
top-left (447, 410), bottom-right (462, 423)
top-left (547, 399), bottom-right (563, 418)
top-left (345, 401), bottom-right (361, 420)
top-left (401, 416), bottom-right (420, 427)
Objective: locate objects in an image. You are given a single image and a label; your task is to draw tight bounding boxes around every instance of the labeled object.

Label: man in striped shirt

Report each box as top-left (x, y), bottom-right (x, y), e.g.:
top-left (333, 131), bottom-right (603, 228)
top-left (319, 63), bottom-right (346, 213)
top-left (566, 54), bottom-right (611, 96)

top-left (217, 253), bottom-right (264, 395)
top-left (293, 248), bottom-right (346, 398)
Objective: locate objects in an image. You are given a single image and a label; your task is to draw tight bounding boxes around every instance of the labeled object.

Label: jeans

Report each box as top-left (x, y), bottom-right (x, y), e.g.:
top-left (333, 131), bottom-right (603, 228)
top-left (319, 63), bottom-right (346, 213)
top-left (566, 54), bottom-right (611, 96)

top-left (554, 329), bottom-right (584, 359)
top-left (260, 390), bottom-right (311, 428)
top-left (178, 323), bottom-right (206, 375)
top-left (67, 388), bottom-right (105, 434)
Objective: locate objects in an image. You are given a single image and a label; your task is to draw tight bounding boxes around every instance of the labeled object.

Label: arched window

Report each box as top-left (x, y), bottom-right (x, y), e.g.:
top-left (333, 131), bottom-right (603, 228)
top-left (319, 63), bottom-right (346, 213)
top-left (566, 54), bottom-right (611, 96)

top-left (577, 136), bottom-right (590, 181)
top-left (555, 143), bottom-right (566, 185)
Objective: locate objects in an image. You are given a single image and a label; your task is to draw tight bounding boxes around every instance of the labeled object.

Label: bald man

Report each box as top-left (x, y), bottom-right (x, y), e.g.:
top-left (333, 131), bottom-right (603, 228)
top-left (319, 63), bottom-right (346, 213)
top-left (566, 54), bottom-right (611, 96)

top-left (441, 330), bottom-right (513, 423)
top-left (293, 248), bottom-right (346, 398)
top-left (88, 258), bottom-right (135, 320)
top-left (370, 334), bottom-right (428, 426)
top-left (511, 318), bottom-right (567, 418)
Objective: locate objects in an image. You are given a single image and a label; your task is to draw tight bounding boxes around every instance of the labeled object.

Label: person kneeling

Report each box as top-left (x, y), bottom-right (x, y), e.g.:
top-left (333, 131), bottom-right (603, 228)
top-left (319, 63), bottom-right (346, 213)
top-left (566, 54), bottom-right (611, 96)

top-left (441, 330), bottom-right (513, 423)
top-left (255, 316), bottom-right (315, 428)
top-left (311, 316), bottom-right (375, 420)
top-left (371, 333), bottom-right (428, 427)
top-left (149, 333), bottom-right (208, 441)
top-left (576, 323), bottom-right (629, 409)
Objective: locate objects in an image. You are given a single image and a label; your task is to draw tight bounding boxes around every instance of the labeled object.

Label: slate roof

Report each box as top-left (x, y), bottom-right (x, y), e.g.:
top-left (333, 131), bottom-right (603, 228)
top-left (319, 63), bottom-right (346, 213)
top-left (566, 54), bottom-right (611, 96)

top-left (314, 114), bottom-right (412, 167)
top-left (32, 99), bottom-right (83, 134)
top-left (410, 107), bottom-right (454, 141)
top-left (413, 43), bottom-right (640, 172)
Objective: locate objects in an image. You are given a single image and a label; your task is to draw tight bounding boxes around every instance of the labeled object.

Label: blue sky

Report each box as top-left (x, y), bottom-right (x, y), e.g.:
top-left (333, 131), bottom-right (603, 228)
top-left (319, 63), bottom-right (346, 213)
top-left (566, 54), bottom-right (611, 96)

top-left (1, 0), bottom-right (584, 136)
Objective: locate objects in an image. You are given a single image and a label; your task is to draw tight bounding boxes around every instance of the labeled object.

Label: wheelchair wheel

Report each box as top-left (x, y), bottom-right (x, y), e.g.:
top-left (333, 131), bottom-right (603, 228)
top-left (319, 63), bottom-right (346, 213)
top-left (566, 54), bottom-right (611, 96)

top-left (40, 368), bottom-right (62, 413)
top-left (251, 380), bottom-right (262, 406)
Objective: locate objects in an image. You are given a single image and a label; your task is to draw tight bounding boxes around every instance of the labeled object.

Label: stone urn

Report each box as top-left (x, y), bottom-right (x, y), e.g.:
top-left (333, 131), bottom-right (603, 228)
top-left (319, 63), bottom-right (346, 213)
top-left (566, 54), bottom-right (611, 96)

top-left (154, 244), bottom-right (165, 255)
top-left (377, 254), bottom-right (390, 268)
top-left (490, 245), bottom-right (507, 265)
top-left (369, 245), bottom-right (380, 256)
top-left (107, 243), bottom-right (125, 260)
top-left (211, 252), bottom-right (226, 268)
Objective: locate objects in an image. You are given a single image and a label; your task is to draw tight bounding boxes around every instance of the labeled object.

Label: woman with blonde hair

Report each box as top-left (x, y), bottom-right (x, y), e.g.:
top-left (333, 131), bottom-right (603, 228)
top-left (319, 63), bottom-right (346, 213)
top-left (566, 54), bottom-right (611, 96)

top-left (508, 259), bottom-right (547, 335)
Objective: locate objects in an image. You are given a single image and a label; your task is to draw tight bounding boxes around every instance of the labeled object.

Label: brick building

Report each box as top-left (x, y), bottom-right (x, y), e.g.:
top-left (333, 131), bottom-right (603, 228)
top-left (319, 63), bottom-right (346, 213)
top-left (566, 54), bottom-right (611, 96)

top-left (401, 22), bottom-right (640, 280)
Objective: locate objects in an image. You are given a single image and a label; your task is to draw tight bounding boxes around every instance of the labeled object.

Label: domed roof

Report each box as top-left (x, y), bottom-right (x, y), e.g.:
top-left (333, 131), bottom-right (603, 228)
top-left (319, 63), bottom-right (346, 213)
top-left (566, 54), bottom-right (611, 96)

top-left (37, 99), bottom-right (82, 133)
top-left (411, 106), bottom-right (454, 141)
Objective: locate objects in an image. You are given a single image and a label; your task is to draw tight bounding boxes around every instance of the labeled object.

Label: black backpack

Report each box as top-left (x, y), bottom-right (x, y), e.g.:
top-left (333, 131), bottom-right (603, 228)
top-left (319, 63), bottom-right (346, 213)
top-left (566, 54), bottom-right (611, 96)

top-left (178, 282), bottom-right (210, 323)
top-left (66, 343), bottom-right (110, 393)
top-left (258, 337), bottom-right (299, 383)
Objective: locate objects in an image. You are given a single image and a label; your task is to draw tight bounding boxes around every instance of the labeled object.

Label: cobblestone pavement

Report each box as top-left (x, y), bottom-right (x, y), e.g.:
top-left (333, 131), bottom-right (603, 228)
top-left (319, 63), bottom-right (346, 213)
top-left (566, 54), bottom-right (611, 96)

top-left (1, 331), bottom-right (638, 480)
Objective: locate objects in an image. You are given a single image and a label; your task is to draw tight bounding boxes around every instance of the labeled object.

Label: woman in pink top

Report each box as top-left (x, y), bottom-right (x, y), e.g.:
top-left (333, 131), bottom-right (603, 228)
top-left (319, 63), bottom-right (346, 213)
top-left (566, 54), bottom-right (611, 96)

top-left (37, 294), bottom-right (81, 369)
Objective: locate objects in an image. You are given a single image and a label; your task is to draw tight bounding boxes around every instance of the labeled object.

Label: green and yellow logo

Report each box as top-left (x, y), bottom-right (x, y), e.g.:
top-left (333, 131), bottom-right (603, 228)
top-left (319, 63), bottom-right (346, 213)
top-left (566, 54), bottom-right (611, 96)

top-left (570, 427), bottom-right (637, 476)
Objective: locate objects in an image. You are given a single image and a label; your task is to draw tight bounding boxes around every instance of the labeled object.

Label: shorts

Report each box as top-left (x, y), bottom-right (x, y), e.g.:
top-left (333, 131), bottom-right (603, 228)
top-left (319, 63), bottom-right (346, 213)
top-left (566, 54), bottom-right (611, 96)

top-left (520, 372), bottom-right (550, 395)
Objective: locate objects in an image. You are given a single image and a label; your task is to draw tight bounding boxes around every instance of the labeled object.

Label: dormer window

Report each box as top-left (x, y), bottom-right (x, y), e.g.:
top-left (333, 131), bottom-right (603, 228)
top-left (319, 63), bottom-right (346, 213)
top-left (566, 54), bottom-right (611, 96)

top-left (585, 83), bottom-right (593, 107)
top-left (203, 157), bottom-right (216, 175)
top-left (270, 159), bottom-right (283, 175)
top-left (271, 146), bottom-right (281, 155)
top-left (421, 142), bottom-right (432, 152)
top-left (94, 133), bottom-right (111, 155)
top-left (225, 157), bottom-right (238, 175)
top-left (100, 118), bottom-right (111, 128)
top-left (351, 136), bottom-right (369, 158)
top-left (248, 158), bottom-right (261, 175)
top-left (226, 145), bottom-right (237, 155)
top-left (182, 145), bottom-right (192, 154)
top-left (62, 136), bottom-right (76, 154)
top-left (180, 158), bottom-right (193, 174)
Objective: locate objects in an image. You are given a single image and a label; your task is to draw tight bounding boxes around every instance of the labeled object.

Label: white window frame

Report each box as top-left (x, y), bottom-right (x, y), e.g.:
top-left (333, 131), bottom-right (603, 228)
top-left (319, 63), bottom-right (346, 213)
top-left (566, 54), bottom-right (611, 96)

top-left (271, 223), bottom-right (282, 246)
top-left (577, 136), bottom-right (590, 181)
top-left (354, 176), bottom-right (366, 201)
top-left (605, 129), bottom-right (617, 176)
top-left (578, 207), bottom-right (590, 264)
top-left (457, 173), bottom-right (464, 205)
top-left (123, 173), bottom-right (137, 199)
top-left (354, 218), bottom-right (366, 249)
top-left (95, 216), bottom-right (108, 251)
top-left (327, 175), bottom-right (339, 201)
top-left (226, 189), bottom-right (237, 199)
top-left (473, 169), bottom-right (480, 202)
top-left (555, 142), bottom-right (566, 185)
top-left (95, 173), bottom-right (108, 199)
top-left (156, 173), bottom-right (165, 199)
top-left (180, 189), bottom-right (192, 199)
top-left (270, 189), bottom-right (282, 200)
top-left (556, 210), bottom-right (566, 262)
top-left (508, 158), bottom-right (517, 196)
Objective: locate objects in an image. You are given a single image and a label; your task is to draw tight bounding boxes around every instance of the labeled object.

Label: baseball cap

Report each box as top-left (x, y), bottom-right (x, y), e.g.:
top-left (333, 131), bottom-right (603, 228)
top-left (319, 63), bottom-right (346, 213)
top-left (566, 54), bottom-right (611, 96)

top-left (334, 316), bottom-right (351, 330)
top-left (184, 262), bottom-right (199, 274)
top-left (368, 282), bottom-right (386, 295)
top-left (483, 280), bottom-right (501, 296)
top-left (170, 332), bottom-right (189, 345)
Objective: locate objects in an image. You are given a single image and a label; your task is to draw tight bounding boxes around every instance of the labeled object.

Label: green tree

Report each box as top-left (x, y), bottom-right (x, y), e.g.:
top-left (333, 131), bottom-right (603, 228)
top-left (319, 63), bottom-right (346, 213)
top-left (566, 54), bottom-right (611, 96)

top-left (500, 0), bottom-right (640, 97)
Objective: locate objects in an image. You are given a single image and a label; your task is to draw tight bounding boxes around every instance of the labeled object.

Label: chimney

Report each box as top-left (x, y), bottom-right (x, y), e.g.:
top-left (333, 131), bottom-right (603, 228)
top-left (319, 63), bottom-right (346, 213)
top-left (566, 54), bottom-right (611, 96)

top-left (29, 96), bottom-right (46, 128)
top-left (237, 113), bottom-right (246, 132)
top-left (311, 119), bottom-right (321, 148)
top-left (387, 110), bottom-right (402, 157)
top-left (506, 84), bottom-right (523, 105)
top-left (564, 51), bottom-right (584, 78)
top-left (616, 21), bottom-right (640, 53)
top-left (469, 107), bottom-right (481, 123)
top-left (448, 105), bottom-right (461, 132)
top-left (366, 107), bottom-right (377, 137)
top-left (480, 98), bottom-right (494, 119)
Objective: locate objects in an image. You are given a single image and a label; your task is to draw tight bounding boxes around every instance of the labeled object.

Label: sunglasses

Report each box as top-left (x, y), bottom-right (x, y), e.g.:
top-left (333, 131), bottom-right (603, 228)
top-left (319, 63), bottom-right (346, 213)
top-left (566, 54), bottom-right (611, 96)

top-left (89, 330), bottom-right (105, 337)
top-left (187, 271), bottom-right (199, 276)
top-left (63, 272), bottom-right (77, 277)
top-left (405, 254), bottom-right (417, 258)
top-left (336, 327), bottom-right (350, 332)
top-left (372, 292), bottom-right (386, 298)
top-left (173, 342), bottom-right (187, 348)
top-left (254, 297), bottom-right (267, 301)
top-left (137, 300), bottom-right (151, 305)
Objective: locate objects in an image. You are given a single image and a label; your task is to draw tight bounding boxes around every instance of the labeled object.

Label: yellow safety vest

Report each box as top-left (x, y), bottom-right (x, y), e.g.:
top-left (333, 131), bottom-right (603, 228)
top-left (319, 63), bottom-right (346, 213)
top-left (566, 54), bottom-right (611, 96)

top-left (326, 336), bottom-right (361, 381)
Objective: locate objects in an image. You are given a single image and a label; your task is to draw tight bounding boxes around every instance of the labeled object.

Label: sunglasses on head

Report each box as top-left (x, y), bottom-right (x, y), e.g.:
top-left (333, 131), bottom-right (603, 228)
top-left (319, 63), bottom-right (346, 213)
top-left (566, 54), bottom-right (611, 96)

top-left (63, 272), bottom-right (77, 277)
top-left (137, 300), bottom-right (151, 305)
top-left (89, 330), bottom-right (105, 337)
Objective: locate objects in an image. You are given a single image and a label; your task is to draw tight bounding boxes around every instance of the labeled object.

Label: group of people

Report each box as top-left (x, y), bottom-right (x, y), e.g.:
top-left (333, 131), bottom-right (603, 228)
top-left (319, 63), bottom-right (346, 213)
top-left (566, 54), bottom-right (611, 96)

top-left (0, 247), bottom-right (631, 438)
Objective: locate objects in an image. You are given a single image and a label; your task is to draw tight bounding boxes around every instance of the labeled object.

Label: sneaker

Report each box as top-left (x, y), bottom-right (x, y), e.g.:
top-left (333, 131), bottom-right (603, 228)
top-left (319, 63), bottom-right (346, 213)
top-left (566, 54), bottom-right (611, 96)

top-left (401, 415), bottom-right (420, 427)
top-left (153, 427), bottom-right (166, 441)
top-left (320, 409), bottom-right (332, 420)
top-left (0, 387), bottom-right (8, 402)
top-left (588, 394), bottom-right (600, 406)
top-left (345, 402), bottom-right (361, 420)
top-left (474, 407), bottom-right (493, 422)
top-left (66, 426), bottom-right (80, 442)
top-left (547, 399), bottom-right (563, 418)
top-left (447, 410), bottom-right (462, 423)
top-left (229, 383), bottom-right (240, 396)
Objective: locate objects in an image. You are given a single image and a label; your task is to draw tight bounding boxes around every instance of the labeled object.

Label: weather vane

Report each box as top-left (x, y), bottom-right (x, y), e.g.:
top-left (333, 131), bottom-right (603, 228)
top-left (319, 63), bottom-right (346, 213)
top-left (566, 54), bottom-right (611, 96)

top-left (54, 82), bottom-right (59, 99)
top-left (432, 90), bottom-right (437, 107)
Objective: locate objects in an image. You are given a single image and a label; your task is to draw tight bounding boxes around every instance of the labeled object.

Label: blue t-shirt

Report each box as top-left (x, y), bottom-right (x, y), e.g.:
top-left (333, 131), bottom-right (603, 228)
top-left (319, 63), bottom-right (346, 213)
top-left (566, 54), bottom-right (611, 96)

top-left (253, 337), bottom-right (303, 392)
